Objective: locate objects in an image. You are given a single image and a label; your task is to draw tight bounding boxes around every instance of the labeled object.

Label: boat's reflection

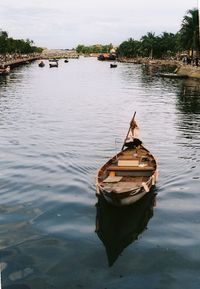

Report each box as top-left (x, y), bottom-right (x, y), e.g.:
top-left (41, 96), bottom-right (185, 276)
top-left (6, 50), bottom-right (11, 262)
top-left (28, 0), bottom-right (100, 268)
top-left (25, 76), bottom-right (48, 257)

top-left (95, 192), bottom-right (156, 266)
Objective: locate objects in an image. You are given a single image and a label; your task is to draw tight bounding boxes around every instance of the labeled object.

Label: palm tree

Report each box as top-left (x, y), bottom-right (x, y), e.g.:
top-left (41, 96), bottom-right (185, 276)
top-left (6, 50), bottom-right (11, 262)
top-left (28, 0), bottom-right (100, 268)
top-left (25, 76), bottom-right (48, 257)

top-left (117, 38), bottom-right (141, 58)
top-left (180, 8), bottom-right (199, 57)
top-left (141, 32), bottom-right (157, 58)
top-left (0, 30), bottom-right (8, 38)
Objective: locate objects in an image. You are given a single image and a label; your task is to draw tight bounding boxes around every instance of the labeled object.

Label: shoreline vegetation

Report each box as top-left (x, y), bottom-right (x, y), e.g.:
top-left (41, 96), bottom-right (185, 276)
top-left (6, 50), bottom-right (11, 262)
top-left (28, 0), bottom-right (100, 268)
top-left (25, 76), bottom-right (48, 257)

top-left (0, 29), bottom-right (43, 70)
top-left (75, 8), bottom-right (200, 79)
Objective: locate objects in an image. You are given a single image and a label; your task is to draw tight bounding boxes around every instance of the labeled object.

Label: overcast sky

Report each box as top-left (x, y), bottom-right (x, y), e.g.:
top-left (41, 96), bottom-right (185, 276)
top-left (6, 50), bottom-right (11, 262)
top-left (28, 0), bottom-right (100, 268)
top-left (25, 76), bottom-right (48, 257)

top-left (0, 0), bottom-right (198, 49)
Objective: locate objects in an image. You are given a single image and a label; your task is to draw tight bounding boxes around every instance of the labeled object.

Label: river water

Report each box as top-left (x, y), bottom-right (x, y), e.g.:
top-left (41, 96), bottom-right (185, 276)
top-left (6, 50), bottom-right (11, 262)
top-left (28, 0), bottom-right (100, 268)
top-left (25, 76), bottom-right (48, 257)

top-left (0, 57), bottom-right (200, 289)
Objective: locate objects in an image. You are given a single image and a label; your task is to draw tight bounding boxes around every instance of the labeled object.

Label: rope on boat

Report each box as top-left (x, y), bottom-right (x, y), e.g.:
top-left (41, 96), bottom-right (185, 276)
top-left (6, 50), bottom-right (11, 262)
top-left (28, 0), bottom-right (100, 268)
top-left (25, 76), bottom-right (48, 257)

top-left (142, 182), bottom-right (150, 192)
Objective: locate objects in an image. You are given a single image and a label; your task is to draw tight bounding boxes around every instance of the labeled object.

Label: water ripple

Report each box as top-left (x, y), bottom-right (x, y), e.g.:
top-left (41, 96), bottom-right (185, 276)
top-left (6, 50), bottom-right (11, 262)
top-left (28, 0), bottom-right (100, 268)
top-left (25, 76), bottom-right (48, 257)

top-left (1, 58), bottom-right (200, 288)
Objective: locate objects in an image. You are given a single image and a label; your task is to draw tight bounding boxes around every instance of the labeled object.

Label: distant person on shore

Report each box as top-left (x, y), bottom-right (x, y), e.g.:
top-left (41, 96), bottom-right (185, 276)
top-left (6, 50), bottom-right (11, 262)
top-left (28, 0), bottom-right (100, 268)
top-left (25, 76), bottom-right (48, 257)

top-left (182, 56), bottom-right (190, 65)
top-left (186, 56), bottom-right (191, 65)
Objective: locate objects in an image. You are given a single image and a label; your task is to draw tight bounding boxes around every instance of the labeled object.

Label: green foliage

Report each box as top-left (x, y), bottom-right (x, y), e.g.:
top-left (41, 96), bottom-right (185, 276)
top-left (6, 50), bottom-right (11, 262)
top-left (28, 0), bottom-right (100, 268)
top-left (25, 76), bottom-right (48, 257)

top-left (180, 8), bottom-right (199, 55)
top-left (118, 8), bottom-right (199, 59)
top-left (0, 29), bottom-right (43, 54)
top-left (117, 31), bottom-right (182, 59)
top-left (76, 44), bottom-right (113, 54)
top-left (117, 38), bottom-right (141, 57)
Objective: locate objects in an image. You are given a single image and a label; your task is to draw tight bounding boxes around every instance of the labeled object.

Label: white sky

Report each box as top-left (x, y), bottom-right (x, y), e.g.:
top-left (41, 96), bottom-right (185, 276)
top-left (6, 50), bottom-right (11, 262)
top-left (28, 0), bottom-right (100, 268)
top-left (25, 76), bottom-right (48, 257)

top-left (0, 0), bottom-right (198, 49)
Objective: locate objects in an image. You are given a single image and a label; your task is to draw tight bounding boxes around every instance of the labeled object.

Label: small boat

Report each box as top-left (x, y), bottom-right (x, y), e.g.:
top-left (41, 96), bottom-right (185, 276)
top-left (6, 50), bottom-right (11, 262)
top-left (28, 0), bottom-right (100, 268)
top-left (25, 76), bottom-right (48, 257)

top-left (95, 191), bottom-right (156, 266)
top-left (96, 113), bottom-right (157, 206)
top-left (49, 62), bottom-right (58, 68)
top-left (64, 59), bottom-right (69, 63)
top-left (97, 54), bottom-right (106, 61)
top-left (38, 61), bottom-right (45, 67)
top-left (110, 63), bottom-right (117, 68)
top-left (97, 53), bottom-right (116, 61)
top-left (158, 72), bottom-right (188, 79)
top-left (0, 65), bottom-right (10, 76)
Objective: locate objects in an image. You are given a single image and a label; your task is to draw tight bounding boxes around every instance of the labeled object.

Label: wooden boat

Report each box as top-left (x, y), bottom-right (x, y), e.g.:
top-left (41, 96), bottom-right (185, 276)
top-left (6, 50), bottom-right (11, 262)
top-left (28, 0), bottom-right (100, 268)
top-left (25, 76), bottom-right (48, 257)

top-left (96, 113), bottom-right (157, 206)
top-left (49, 62), bottom-right (58, 68)
top-left (95, 191), bottom-right (156, 266)
top-left (110, 63), bottom-right (117, 68)
top-left (0, 65), bottom-right (10, 76)
top-left (97, 53), bottom-right (116, 61)
top-left (38, 61), bottom-right (45, 67)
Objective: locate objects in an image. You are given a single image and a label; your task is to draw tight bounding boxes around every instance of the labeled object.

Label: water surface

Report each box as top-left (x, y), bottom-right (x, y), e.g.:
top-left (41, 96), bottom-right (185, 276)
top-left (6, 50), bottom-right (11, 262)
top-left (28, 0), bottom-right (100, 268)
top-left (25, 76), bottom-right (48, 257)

top-left (0, 58), bottom-right (200, 289)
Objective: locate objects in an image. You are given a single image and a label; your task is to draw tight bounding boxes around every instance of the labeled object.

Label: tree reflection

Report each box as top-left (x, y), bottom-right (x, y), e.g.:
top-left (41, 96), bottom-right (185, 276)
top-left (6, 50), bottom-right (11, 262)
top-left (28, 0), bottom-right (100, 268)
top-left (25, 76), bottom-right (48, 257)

top-left (175, 78), bottom-right (200, 148)
top-left (176, 78), bottom-right (200, 114)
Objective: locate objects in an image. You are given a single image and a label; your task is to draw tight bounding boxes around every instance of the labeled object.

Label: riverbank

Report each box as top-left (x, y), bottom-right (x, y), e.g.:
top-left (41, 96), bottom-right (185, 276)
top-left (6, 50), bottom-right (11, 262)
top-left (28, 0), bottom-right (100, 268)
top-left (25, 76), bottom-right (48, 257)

top-left (118, 57), bottom-right (180, 66)
top-left (176, 65), bottom-right (200, 79)
top-left (0, 53), bottom-right (41, 68)
top-left (118, 57), bottom-right (200, 79)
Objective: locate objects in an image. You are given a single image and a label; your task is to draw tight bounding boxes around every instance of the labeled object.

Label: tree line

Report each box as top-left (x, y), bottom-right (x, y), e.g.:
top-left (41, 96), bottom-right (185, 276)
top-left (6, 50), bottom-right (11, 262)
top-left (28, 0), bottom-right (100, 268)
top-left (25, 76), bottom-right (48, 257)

top-left (76, 44), bottom-right (114, 54)
top-left (76, 8), bottom-right (199, 59)
top-left (0, 30), bottom-right (43, 54)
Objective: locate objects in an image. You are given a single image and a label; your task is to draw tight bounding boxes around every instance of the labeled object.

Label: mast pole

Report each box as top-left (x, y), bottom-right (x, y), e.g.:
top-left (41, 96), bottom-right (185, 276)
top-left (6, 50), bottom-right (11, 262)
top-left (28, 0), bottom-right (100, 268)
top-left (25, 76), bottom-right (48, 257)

top-left (121, 112), bottom-right (136, 151)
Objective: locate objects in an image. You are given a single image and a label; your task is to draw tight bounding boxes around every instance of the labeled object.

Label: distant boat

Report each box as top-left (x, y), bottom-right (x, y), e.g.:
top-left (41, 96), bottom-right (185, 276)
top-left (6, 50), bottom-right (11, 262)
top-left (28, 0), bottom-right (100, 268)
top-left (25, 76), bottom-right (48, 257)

top-left (38, 61), bottom-right (45, 67)
top-left (98, 54), bottom-right (106, 61)
top-left (49, 62), bottom-right (58, 68)
top-left (97, 53), bottom-right (117, 61)
top-left (64, 59), bottom-right (69, 63)
top-left (0, 65), bottom-right (10, 76)
top-left (95, 191), bottom-right (156, 266)
top-left (110, 63), bottom-right (117, 68)
top-left (96, 112), bottom-right (157, 206)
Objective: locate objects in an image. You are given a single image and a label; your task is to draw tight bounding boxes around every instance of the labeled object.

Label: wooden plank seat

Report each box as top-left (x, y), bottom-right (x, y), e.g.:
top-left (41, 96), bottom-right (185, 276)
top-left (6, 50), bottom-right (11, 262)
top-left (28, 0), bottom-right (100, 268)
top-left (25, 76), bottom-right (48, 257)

top-left (101, 182), bottom-right (141, 193)
top-left (107, 165), bottom-right (154, 171)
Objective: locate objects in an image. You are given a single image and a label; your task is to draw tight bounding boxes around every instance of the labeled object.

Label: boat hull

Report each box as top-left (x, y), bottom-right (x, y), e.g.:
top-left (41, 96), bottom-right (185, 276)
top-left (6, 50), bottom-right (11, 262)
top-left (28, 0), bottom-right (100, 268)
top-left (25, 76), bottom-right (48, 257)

top-left (110, 64), bottom-right (117, 68)
top-left (39, 62), bottom-right (45, 67)
top-left (100, 188), bottom-right (148, 206)
top-left (96, 145), bottom-right (157, 206)
top-left (97, 170), bottom-right (157, 206)
top-left (49, 63), bottom-right (58, 68)
top-left (0, 66), bottom-right (10, 75)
